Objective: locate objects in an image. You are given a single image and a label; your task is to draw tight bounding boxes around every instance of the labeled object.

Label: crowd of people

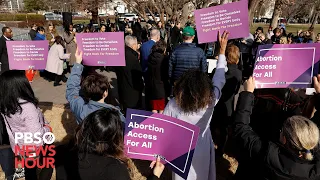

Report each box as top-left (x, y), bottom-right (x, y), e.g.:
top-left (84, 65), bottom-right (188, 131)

top-left (0, 17), bottom-right (320, 180)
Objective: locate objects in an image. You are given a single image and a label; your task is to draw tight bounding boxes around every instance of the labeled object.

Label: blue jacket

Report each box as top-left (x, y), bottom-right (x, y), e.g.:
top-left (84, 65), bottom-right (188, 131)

top-left (66, 63), bottom-right (125, 124)
top-left (169, 43), bottom-right (207, 82)
top-left (34, 33), bottom-right (45, 40)
top-left (140, 40), bottom-right (156, 72)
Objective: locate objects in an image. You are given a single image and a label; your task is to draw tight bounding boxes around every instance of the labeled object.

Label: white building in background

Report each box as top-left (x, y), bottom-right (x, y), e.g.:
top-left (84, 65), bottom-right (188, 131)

top-left (0, 0), bottom-right (24, 11)
top-left (98, 0), bottom-right (128, 16)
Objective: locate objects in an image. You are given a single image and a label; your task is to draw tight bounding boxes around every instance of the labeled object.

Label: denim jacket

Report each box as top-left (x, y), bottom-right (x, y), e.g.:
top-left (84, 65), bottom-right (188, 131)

top-left (66, 63), bottom-right (126, 124)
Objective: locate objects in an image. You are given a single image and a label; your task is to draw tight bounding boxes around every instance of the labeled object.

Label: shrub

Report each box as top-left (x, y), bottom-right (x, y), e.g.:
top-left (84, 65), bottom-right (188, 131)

top-left (0, 13), bottom-right (44, 21)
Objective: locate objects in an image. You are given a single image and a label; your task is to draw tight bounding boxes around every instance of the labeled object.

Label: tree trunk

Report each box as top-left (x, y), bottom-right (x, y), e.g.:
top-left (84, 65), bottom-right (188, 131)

top-left (248, 0), bottom-right (263, 27)
top-left (220, 0), bottom-right (229, 4)
top-left (160, 10), bottom-right (165, 23)
top-left (270, 0), bottom-right (282, 29)
top-left (311, 12), bottom-right (319, 28)
top-left (91, 8), bottom-right (98, 24)
top-left (180, 3), bottom-right (191, 26)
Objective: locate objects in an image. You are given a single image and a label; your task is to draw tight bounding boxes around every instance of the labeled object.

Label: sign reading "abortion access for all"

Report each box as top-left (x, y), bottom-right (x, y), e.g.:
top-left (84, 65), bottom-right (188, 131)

top-left (124, 109), bottom-right (200, 179)
top-left (76, 32), bottom-right (125, 66)
top-left (253, 44), bottom-right (320, 88)
top-left (194, 0), bottom-right (249, 43)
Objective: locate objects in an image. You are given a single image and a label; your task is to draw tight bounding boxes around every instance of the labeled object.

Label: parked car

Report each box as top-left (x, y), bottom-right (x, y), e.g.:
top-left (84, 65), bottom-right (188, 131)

top-left (124, 13), bottom-right (138, 22)
top-left (44, 12), bottom-right (62, 21)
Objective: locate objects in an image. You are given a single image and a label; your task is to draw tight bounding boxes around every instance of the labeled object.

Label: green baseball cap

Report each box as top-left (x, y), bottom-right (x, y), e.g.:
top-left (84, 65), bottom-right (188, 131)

top-left (182, 26), bottom-right (195, 36)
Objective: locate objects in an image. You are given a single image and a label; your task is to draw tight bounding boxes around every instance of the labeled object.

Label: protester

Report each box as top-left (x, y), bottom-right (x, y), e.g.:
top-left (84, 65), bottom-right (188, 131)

top-left (211, 44), bottom-right (242, 157)
top-left (46, 22), bottom-right (59, 47)
top-left (56, 108), bottom-right (165, 180)
top-left (28, 24), bottom-right (37, 40)
top-left (99, 25), bottom-right (106, 32)
top-left (280, 27), bottom-right (287, 37)
top-left (317, 33), bottom-right (320, 43)
top-left (157, 21), bottom-right (166, 40)
top-left (133, 18), bottom-right (143, 42)
top-left (0, 27), bottom-right (13, 75)
top-left (83, 26), bottom-right (91, 33)
top-left (146, 40), bottom-right (168, 114)
top-left (252, 33), bottom-right (271, 60)
top-left (0, 70), bottom-right (53, 180)
top-left (266, 26), bottom-right (274, 39)
top-left (271, 28), bottom-right (281, 44)
top-left (46, 36), bottom-right (70, 86)
top-left (233, 76), bottom-right (320, 180)
top-left (63, 23), bottom-right (77, 67)
top-left (168, 26), bottom-right (207, 84)
top-left (140, 29), bottom-right (161, 74)
top-left (164, 31), bottom-right (228, 180)
top-left (287, 33), bottom-right (295, 44)
top-left (66, 49), bottom-right (125, 124)
top-left (34, 26), bottom-right (46, 41)
top-left (303, 31), bottom-right (313, 43)
top-left (170, 21), bottom-right (182, 49)
top-left (254, 27), bottom-right (264, 40)
top-left (115, 36), bottom-right (144, 113)
top-left (280, 36), bottom-right (288, 44)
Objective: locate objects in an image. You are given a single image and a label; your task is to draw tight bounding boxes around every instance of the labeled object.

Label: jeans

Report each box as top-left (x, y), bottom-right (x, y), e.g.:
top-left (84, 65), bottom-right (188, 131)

top-left (0, 147), bottom-right (14, 179)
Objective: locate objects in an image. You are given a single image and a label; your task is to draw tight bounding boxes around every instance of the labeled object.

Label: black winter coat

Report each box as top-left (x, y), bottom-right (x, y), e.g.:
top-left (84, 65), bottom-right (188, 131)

top-left (0, 36), bottom-right (10, 74)
top-left (146, 52), bottom-right (168, 100)
top-left (115, 46), bottom-right (144, 110)
top-left (211, 64), bottom-right (242, 126)
top-left (233, 91), bottom-right (320, 180)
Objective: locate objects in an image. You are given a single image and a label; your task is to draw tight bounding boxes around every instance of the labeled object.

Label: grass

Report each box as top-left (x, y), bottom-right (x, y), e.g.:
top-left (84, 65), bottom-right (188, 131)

top-left (250, 23), bottom-right (320, 34)
top-left (72, 20), bottom-right (90, 24)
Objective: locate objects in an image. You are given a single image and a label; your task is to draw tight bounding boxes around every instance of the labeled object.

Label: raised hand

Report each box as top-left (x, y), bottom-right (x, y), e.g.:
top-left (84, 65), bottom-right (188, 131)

top-left (244, 76), bottom-right (256, 93)
top-left (218, 30), bottom-right (229, 55)
top-left (313, 74), bottom-right (320, 94)
top-left (75, 48), bottom-right (83, 64)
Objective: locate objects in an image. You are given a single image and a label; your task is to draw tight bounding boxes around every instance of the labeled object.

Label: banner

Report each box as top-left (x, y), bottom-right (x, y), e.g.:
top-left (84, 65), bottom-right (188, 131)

top-left (76, 32), bottom-right (125, 66)
top-left (7, 41), bottom-right (49, 70)
top-left (124, 109), bottom-right (200, 179)
top-left (194, 0), bottom-right (249, 44)
top-left (253, 44), bottom-right (320, 88)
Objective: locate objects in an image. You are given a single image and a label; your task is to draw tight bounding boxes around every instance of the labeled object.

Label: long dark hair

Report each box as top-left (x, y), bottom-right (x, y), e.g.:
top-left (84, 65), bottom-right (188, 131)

top-left (0, 70), bottom-right (39, 116)
top-left (55, 36), bottom-right (65, 48)
top-left (64, 23), bottom-right (73, 35)
top-left (75, 108), bottom-right (145, 179)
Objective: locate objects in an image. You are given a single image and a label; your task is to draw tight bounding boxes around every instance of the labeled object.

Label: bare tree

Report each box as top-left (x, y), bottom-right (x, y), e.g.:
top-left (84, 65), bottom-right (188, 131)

top-left (310, 0), bottom-right (320, 28)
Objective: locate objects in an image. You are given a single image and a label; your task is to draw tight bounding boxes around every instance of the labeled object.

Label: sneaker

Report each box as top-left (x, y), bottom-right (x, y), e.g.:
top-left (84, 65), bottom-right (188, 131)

top-left (13, 168), bottom-right (25, 179)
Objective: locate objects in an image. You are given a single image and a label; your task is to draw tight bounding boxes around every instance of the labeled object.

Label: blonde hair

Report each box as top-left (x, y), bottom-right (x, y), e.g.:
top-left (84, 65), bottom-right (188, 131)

top-left (226, 45), bottom-right (240, 65)
top-left (280, 36), bottom-right (287, 44)
top-left (282, 116), bottom-right (320, 161)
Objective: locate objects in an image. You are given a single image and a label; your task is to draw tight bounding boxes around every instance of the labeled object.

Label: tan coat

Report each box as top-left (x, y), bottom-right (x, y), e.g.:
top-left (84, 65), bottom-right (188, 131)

top-left (63, 32), bottom-right (77, 65)
top-left (46, 43), bottom-right (70, 75)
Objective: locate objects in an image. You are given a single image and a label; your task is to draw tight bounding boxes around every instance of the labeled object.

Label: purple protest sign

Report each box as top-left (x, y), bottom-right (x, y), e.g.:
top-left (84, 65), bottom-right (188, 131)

top-left (6, 41), bottom-right (49, 70)
top-left (253, 44), bottom-right (320, 88)
top-left (76, 32), bottom-right (125, 66)
top-left (124, 109), bottom-right (200, 179)
top-left (194, 0), bottom-right (249, 44)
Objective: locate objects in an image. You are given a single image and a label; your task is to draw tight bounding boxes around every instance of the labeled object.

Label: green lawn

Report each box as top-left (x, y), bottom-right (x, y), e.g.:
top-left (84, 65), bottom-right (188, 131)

top-left (72, 19), bottom-right (90, 24)
top-left (250, 23), bottom-right (320, 34)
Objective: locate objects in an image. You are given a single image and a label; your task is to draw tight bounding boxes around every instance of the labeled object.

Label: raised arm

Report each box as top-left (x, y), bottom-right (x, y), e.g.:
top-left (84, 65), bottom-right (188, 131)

top-left (66, 50), bottom-right (85, 122)
top-left (212, 31), bottom-right (228, 105)
top-left (233, 77), bottom-right (264, 158)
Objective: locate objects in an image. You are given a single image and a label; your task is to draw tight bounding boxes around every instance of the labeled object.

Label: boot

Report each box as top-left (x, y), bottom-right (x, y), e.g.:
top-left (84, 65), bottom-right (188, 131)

top-left (54, 75), bottom-right (62, 86)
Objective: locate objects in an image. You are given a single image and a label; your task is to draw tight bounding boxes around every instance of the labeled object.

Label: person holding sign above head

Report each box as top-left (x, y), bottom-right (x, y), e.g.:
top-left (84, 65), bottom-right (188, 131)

top-left (46, 36), bottom-right (71, 87)
top-left (232, 76), bottom-right (320, 180)
top-left (66, 48), bottom-right (125, 124)
top-left (55, 108), bottom-right (165, 180)
top-left (163, 31), bottom-right (228, 180)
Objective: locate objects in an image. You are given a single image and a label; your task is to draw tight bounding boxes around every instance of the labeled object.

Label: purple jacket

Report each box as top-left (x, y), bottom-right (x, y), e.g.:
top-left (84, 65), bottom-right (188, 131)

top-left (1, 100), bottom-right (50, 152)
